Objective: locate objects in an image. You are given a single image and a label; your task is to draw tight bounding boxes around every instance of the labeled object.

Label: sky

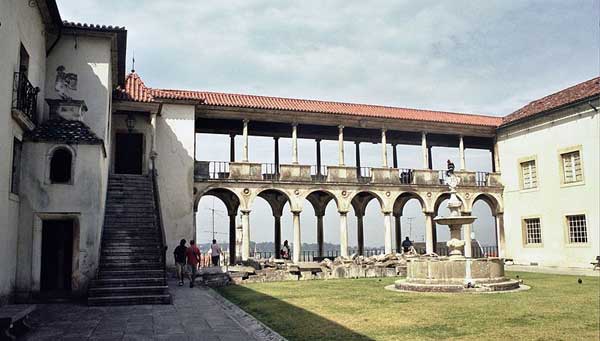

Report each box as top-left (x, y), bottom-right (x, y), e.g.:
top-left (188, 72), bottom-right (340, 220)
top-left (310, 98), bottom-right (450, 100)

top-left (58, 0), bottom-right (599, 248)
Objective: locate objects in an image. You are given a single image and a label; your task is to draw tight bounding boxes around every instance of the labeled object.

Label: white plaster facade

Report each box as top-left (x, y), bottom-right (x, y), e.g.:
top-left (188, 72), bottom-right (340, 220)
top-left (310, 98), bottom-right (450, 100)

top-left (498, 101), bottom-right (600, 268)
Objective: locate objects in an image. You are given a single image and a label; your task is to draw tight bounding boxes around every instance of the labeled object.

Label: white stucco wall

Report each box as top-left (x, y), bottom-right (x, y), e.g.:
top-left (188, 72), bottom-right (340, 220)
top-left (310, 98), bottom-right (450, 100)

top-left (498, 103), bottom-right (599, 268)
top-left (0, 0), bottom-right (47, 303)
top-left (16, 143), bottom-right (107, 296)
top-left (155, 104), bottom-right (196, 264)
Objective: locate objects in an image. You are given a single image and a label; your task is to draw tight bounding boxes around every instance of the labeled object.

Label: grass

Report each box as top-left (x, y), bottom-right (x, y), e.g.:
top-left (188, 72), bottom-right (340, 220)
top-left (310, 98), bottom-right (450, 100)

top-left (216, 272), bottom-right (600, 340)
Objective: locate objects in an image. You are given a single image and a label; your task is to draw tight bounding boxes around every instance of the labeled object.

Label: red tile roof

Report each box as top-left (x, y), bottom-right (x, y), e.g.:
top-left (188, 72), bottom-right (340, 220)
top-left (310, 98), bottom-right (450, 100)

top-left (116, 72), bottom-right (503, 127)
top-left (503, 77), bottom-right (600, 125)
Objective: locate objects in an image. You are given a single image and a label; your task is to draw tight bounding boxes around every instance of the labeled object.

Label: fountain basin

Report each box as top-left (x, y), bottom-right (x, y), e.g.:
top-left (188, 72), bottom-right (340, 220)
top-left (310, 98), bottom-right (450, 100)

top-left (434, 215), bottom-right (477, 226)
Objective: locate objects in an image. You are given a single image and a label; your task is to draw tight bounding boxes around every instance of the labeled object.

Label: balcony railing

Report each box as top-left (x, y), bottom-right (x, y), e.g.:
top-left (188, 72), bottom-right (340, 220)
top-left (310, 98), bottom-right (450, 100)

top-left (195, 161), bottom-right (499, 187)
top-left (12, 72), bottom-right (39, 124)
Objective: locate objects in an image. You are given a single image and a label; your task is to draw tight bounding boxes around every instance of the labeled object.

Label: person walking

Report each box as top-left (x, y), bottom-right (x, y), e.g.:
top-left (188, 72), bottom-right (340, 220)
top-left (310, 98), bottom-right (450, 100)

top-left (173, 239), bottom-right (187, 286)
top-left (186, 240), bottom-right (201, 288)
top-left (211, 239), bottom-right (222, 267)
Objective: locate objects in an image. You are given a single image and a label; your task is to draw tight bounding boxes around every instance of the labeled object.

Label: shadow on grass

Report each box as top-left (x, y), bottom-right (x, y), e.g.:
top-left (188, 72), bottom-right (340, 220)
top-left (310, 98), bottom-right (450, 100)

top-left (217, 284), bottom-right (373, 341)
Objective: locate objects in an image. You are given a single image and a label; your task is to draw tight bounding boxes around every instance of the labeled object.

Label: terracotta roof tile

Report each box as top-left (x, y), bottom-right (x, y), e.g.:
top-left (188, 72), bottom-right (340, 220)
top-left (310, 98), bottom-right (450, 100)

top-left (117, 72), bottom-right (502, 127)
top-left (503, 77), bottom-right (600, 125)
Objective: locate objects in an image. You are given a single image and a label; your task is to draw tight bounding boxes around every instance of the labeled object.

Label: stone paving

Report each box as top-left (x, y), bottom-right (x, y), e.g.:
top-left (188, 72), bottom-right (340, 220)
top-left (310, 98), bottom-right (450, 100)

top-left (21, 280), bottom-right (284, 341)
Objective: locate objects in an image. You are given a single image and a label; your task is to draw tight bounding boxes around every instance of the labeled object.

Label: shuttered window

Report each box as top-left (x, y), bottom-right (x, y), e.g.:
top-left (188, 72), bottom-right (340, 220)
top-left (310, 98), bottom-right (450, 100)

top-left (520, 160), bottom-right (537, 189)
top-left (561, 151), bottom-right (582, 183)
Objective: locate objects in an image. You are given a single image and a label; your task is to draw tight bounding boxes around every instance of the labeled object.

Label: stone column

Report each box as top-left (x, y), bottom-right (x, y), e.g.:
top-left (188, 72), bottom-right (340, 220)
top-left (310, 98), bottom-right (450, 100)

top-left (241, 210), bottom-right (251, 260)
top-left (392, 144), bottom-right (398, 169)
top-left (292, 211), bottom-right (301, 263)
top-left (384, 212), bottom-right (393, 254)
top-left (459, 135), bottom-right (466, 170)
top-left (338, 125), bottom-right (345, 166)
top-left (355, 141), bottom-right (361, 170)
top-left (339, 211), bottom-right (349, 257)
top-left (229, 214), bottom-right (237, 265)
top-left (291, 123), bottom-right (298, 164)
top-left (421, 132), bottom-right (428, 169)
top-left (394, 214), bottom-right (401, 252)
top-left (274, 214), bottom-right (281, 259)
top-left (230, 134), bottom-right (236, 162)
top-left (463, 213), bottom-right (472, 258)
top-left (242, 119), bottom-right (249, 162)
top-left (492, 139), bottom-right (500, 173)
top-left (316, 139), bottom-right (322, 175)
top-left (381, 128), bottom-right (388, 167)
top-left (425, 213), bottom-right (434, 254)
top-left (356, 214), bottom-right (364, 255)
top-left (317, 214), bottom-right (324, 257)
top-left (427, 146), bottom-right (433, 170)
top-left (496, 213), bottom-right (505, 257)
top-left (274, 137), bottom-right (280, 173)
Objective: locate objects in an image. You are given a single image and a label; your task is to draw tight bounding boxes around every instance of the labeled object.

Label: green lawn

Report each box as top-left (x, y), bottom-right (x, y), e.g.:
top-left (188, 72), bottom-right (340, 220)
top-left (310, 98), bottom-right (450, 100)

top-left (216, 272), bottom-right (599, 340)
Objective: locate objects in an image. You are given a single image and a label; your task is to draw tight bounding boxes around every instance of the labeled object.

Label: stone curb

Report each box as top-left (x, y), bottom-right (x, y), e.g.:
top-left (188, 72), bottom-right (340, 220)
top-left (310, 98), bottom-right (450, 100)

top-left (204, 287), bottom-right (287, 341)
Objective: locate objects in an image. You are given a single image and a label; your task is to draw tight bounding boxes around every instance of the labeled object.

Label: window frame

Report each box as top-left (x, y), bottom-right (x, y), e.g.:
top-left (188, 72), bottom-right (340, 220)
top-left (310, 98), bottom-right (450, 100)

top-left (518, 155), bottom-right (539, 191)
top-left (564, 213), bottom-right (589, 247)
top-left (45, 145), bottom-right (76, 185)
top-left (558, 145), bottom-right (584, 187)
top-left (10, 137), bottom-right (23, 196)
top-left (521, 216), bottom-right (543, 247)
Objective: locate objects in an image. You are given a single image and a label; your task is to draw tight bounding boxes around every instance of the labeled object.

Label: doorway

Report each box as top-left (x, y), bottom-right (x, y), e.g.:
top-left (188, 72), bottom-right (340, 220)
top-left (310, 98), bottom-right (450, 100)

top-left (40, 220), bottom-right (74, 295)
top-left (115, 133), bottom-right (143, 174)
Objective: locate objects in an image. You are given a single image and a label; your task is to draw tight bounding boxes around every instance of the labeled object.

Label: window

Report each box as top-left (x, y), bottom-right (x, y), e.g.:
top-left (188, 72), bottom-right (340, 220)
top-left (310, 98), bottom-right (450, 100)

top-left (524, 218), bottom-right (542, 245)
top-left (566, 215), bottom-right (587, 244)
top-left (561, 150), bottom-right (583, 184)
top-left (520, 160), bottom-right (537, 189)
top-left (11, 138), bottom-right (22, 194)
top-left (49, 148), bottom-right (73, 184)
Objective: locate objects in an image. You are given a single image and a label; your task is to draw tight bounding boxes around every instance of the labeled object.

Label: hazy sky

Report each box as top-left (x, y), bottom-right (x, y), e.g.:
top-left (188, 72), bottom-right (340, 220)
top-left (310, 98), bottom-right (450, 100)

top-left (58, 0), bottom-right (598, 248)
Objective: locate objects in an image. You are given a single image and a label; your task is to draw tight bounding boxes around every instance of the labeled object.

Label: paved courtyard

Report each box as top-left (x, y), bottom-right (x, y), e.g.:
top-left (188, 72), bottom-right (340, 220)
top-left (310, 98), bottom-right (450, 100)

top-left (21, 280), bottom-right (283, 341)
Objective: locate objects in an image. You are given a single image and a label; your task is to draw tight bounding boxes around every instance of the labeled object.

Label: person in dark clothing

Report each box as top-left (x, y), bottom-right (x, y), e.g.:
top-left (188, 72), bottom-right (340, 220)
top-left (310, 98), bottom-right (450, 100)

top-left (281, 240), bottom-right (290, 260)
top-left (173, 239), bottom-right (187, 286)
top-left (402, 237), bottom-right (413, 253)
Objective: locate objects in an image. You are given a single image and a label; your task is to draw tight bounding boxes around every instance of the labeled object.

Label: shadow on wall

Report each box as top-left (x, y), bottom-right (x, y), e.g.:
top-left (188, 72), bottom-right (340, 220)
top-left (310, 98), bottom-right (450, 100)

top-left (216, 284), bottom-right (373, 341)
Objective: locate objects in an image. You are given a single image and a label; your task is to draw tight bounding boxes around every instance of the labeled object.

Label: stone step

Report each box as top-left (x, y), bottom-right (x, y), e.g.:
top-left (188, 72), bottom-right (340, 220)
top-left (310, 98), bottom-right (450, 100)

top-left (88, 294), bottom-right (171, 306)
top-left (91, 277), bottom-right (167, 288)
top-left (100, 262), bottom-right (163, 270)
top-left (100, 255), bottom-right (162, 262)
top-left (105, 208), bottom-right (155, 214)
top-left (89, 285), bottom-right (168, 297)
top-left (101, 238), bottom-right (160, 245)
top-left (102, 248), bottom-right (162, 255)
top-left (98, 269), bottom-right (165, 279)
top-left (105, 218), bottom-right (156, 224)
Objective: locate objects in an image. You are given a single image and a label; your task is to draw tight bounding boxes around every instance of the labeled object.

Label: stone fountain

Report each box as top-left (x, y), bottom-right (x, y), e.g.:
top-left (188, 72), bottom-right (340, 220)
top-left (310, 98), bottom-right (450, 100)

top-left (394, 168), bottom-right (520, 293)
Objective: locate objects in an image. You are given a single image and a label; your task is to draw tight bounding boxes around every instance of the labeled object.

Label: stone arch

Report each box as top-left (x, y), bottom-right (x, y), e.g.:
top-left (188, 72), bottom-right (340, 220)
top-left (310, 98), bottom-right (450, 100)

top-left (433, 192), bottom-right (466, 215)
top-left (393, 191), bottom-right (427, 216)
top-left (469, 193), bottom-right (502, 216)
top-left (349, 190), bottom-right (385, 214)
top-left (304, 189), bottom-right (340, 212)
top-left (469, 192), bottom-right (503, 256)
top-left (256, 188), bottom-right (292, 217)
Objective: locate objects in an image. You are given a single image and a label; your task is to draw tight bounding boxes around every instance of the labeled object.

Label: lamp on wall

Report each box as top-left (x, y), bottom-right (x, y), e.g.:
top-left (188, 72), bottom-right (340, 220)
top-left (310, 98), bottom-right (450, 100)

top-left (125, 113), bottom-right (136, 133)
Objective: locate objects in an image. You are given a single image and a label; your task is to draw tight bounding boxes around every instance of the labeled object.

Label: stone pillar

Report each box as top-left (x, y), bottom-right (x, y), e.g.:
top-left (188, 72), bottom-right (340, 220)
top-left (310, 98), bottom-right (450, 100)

top-left (229, 214), bottom-right (236, 265)
top-left (463, 212), bottom-right (472, 258)
top-left (317, 214), bottom-right (324, 257)
top-left (425, 213), bottom-right (434, 254)
top-left (356, 214), bottom-right (364, 255)
top-left (230, 134), bottom-right (236, 162)
top-left (274, 215), bottom-right (281, 259)
top-left (338, 125), bottom-right (345, 166)
top-left (291, 123), bottom-right (298, 164)
top-left (392, 144), bottom-right (398, 169)
top-left (241, 210), bottom-right (250, 260)
top-left (381, 128), bottom-right (388, 167)
top-left (355, 141), bottom-right (361, 170)
top-left (274, 137), bottom-right (280, 173)
top-left (339, 211), bottom-right (349, 257)
top-left (492, 139), bottom-right (500, 173)
top-left (384, 212), bottom-right (393, 254)
top-left (242, 119), bottom-right (249, 162)
top-left (316, 139), bottom-right (322, 175)
top-left (394, 215), bottom-right (401, 252)
top-left (496, 213), bottom-right (505, 257)
top-left (427, 146), bottom-right (433, 170)
top-left (421, 132), bottom-right (428, 169)
top-left (292, 211), bottom-right (301, 263)
top-left (459, 135), bottom-right (466, 170)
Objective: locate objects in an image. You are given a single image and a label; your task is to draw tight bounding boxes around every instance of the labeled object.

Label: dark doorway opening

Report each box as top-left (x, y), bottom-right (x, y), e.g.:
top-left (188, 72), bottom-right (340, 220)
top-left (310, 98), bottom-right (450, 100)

top-left (115, 133), bottom-right (143, 174)
top-left (41, 220), bottom-right (74, 296)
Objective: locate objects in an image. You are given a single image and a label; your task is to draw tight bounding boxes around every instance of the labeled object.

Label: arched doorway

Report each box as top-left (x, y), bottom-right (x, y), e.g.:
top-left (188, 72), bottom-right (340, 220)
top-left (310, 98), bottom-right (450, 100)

top-left (393, 192), bottom-right (427, 254)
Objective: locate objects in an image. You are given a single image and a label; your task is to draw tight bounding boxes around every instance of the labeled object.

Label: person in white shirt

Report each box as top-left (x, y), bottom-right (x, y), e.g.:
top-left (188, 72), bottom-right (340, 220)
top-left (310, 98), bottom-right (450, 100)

top-left (210, 239), bottom-right (222, 267)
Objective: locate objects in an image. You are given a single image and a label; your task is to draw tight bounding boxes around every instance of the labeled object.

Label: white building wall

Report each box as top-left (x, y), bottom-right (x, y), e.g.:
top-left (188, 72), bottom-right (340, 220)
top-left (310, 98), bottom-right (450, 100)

top-left (0, 0), bottom-right (47, 303)
top-left (155, 104), bottom-right (196, 264)
top-left (498, 103), bottom-right (599, 268)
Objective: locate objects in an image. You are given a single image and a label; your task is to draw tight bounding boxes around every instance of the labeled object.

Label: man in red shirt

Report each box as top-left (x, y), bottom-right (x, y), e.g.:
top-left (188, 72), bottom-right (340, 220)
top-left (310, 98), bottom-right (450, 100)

top-left (186, 240), bottom-right (200, 288)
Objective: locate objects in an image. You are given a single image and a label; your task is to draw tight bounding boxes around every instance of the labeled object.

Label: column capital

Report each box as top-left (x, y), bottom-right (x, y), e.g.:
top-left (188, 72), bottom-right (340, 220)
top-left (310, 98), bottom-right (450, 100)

top-left (354, 140), bottom-right (360, 145)
top-left (291, 121), bottom-right (298, 127)
top-left (382, 210), bottom-right (392, 216)
top-left (229, 133), bottom-right (236, 138)
top-left (338, 125), bottom-right (344, 130)
top-left (243, 118), bottom-right (250, 124)
top-left (240, 209), bottom-right (251, 215)
top-left (381, 127), bottom-right (387, 133)
top-left (338, 210), bottom-right (349, 216)
top-left (291, 210), bottom-right (302, 215)
top-left (315, 138), bottom-right (322, 143)
top-left (273, 136), bottom-right (280, 141)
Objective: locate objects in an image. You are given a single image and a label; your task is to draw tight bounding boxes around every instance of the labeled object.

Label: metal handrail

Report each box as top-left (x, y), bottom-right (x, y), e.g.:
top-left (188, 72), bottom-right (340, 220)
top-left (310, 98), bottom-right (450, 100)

top-left (151, 156), bottom-right (168, 280)
top-left (12, 72), bottom-right (39, 124)
top-left (475, 172), bottom-right (489, 186)
top-left (399, 168), bottom-right (413, 184)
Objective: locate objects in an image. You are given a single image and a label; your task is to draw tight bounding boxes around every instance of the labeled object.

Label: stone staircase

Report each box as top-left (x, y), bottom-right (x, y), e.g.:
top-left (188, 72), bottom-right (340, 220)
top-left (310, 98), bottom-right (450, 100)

top-left (88, 174), bottom-right (171, 306)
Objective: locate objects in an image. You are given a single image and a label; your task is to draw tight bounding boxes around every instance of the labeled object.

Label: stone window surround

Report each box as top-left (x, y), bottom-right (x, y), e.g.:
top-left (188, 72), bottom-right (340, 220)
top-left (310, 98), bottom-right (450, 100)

top-left (557, 145), bottom-right (584, 188)
top-left (9, 136), bottom-right (23, 201)
top-left (31, 213), bottom-right (81, 293)
top-left (517, 155), bottom-right (539, 192)
top-left (521, 215), bottom-right (543, 248)
top-left (45, 144), bottom-right (76, 185)
top-left (563, 212), bottom-right (590, 247)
